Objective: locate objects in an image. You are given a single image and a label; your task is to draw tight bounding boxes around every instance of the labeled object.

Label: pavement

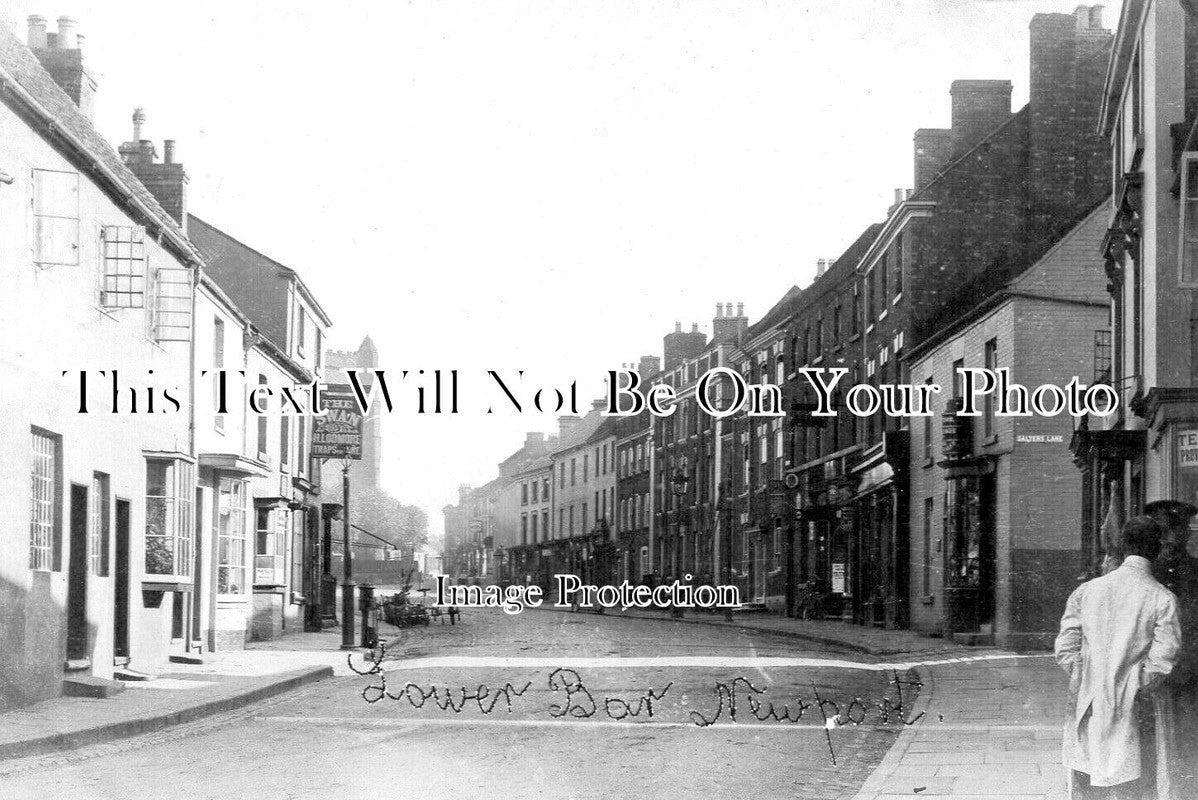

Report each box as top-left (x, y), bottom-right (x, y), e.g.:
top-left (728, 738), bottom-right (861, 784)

top-left (542, 605), bottom-right (1071, 799)
top-left (0, 606), bottom-right (1073, 800)
top-left (0, 622), bottom-right (405, 762)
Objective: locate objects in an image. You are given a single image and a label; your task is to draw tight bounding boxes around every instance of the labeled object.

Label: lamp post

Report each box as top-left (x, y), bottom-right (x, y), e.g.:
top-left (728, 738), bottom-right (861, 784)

top-left (671, 470), bottom-right (689, 576)
top-left (340, 461), bottom-right (356, 650)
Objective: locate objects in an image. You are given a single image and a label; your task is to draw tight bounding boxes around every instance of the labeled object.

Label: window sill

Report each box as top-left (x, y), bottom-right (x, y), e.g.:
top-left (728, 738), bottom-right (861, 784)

top-left (878, 309), bottom-right (889, 322)
top-left (982, 434), bottom-right (999, 447)
top-left (865, 324), bottom-right (875, 335)
top-left (922, 457), bottom-right (934, 469)
top-left (813, 356), bottom-right (825, 365)
top-left (91, 305), bottom-right (120, 322)
top-left (892, 293), bottom-right (903, 306)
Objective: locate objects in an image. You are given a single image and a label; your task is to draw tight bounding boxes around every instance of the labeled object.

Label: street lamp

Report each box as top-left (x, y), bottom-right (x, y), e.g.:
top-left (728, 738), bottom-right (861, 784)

top-left (671, 470), bottom-right (689, 579)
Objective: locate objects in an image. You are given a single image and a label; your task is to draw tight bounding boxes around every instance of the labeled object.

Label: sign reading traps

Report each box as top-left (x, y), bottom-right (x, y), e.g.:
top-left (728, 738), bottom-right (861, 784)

top-left (313, 384), bottom-right (364, 460)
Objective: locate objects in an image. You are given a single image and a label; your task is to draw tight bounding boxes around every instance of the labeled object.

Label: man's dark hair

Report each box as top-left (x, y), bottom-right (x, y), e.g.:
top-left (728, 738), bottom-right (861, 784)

top-left (1122, 516), bottom-right (1163, 560)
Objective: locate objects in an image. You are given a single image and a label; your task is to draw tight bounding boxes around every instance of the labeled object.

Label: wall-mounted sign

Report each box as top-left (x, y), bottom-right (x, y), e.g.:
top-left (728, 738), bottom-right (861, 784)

top-left (831, 562), bottom-right (846, 594)
top-left (1015, 434), bottom-right (1065, 444)
top-left (1178, 430), bottom-right (1198, 468)
top-left (312, 384), bottom-right (363, 460)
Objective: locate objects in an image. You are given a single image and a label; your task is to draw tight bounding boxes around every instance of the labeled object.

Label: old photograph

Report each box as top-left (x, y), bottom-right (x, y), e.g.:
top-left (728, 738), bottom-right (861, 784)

top-left (0, 1), bottom-right (1196, 798)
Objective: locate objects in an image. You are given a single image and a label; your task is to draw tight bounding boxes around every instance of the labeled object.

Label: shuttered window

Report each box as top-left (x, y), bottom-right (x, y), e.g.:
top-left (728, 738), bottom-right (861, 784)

top-left (31, 169), bottom-right (79, 266)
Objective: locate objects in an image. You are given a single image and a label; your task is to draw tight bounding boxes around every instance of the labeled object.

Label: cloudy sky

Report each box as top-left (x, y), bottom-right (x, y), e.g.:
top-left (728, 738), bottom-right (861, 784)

top-left (3, 0), bottom-right (1122, 541)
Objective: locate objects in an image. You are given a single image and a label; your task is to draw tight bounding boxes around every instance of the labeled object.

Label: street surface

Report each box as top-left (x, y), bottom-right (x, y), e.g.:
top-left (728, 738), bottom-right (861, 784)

top-left (0, 610), bottom-right (924, 799)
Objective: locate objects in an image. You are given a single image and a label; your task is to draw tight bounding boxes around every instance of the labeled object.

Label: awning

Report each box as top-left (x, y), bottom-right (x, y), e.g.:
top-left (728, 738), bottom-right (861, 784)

top-left (198, 452), bottom-right (269, 477)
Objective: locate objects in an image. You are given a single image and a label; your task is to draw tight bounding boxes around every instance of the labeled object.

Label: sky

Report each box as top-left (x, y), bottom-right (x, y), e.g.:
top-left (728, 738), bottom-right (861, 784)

top-left (3, 0), bottom-right (1123, 543)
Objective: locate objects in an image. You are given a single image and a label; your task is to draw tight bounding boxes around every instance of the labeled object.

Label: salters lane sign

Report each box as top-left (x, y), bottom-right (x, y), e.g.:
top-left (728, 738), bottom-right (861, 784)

top-left (313, 384), bottom-right (364, 460)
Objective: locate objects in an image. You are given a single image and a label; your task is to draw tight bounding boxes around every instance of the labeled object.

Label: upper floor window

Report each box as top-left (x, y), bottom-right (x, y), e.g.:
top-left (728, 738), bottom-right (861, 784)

top-left (866, 269), bottom-right (876, 321)
top-left (100, 225), bottom-right (146, 308)
top-left (257, 375), bottom-right (270, 461)
top-left (32, 168), bottom-right (79, 266)
top-left (296, 307), bottom-right (308, 357)
top-left (894, 233), bottom-right (905, 296)
top-left (879, 254), bottom-right (889, 305)
top-left (521, 483), bottom-right (529, 505)
top-left (852, 284), bottom-right (861, 334)
top-left (1179, 154), bottom-right (1198, 288)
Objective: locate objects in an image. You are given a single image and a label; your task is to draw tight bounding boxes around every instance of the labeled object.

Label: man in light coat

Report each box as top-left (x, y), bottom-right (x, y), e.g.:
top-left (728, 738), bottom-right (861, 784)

top-left (1055, 516), bottom-right (1181, 798)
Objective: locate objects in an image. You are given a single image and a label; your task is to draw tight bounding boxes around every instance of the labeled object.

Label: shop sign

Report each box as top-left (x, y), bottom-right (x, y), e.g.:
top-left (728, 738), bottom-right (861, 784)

top-left (313, 385), bottom-right (363, 460)
top-left (1179, 430), bottom-right (1198, 468)
top-left (831, 562), bottom-right (846, 594)
top-left (1015, 434), bottom-right (1064, 444)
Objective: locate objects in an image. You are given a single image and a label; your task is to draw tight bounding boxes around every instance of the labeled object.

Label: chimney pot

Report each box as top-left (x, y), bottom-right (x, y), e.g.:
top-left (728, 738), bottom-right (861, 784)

top-left (716, 302), bottom-right (724, 317)
top-left (894, 188), bottom-right (903, 204)
top-left (163, 140), bottom-right (176, 164)
top-left (132, 108), bottom-right (146, 141)
top-left (674, 321), bottom-right (682, 333)
top-left (27, 16), bottom-right (48, 48)
top-left (1089, 5), bottom-right (1104, 28)
top-left (905, 188), bottom-right (913, 199)
top-left (691, 322), bottom-right (699, 333)
top-left (736, 302), bottom-right (744, 317)
top-left (56, 17), bottom-right (77, 49)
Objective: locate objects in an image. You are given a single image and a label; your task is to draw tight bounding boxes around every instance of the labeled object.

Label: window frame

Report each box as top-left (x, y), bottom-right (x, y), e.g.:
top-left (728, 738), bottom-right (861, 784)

top-left (1178, 152), bottom-right (1198, 288)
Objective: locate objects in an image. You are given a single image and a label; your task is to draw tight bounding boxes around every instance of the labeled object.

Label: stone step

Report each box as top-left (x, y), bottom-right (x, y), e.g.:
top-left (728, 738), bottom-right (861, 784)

top-left (168, 653), bottom-right (204, 665)
top-left (63, 676), bottom-right (126, 698)
top-left (114, 667), bottom-right (157, 682)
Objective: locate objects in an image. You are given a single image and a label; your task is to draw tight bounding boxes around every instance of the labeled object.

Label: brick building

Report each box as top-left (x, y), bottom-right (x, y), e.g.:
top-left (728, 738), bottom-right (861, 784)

top-left (908, 203), bottom-right (1110, 648)
top-left (614, 355), bottom-right (659, 584)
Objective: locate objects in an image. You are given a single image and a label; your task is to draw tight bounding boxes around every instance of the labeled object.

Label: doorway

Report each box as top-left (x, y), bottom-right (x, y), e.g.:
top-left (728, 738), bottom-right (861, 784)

top-left (978, 473), bottom-right (997, 628)
top-left (66, 483), bottom-right (89, 664)
top-left (191, 486), bottom-right (203, 647)
top-left (114, 498), bottom-right (131, 661)
top-left (752, 538), bottom-right (767, 603)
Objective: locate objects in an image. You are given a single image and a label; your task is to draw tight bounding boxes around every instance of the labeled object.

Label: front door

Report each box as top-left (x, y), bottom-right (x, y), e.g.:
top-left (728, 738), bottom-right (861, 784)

top-left (191, 486), bottom-right (203, 647)
top-left (114, 498), bottom-right (131, 661)
top-left (66, 484), bottom-right (89, 664)
top-left (753, 539), bottom-right (767, 603)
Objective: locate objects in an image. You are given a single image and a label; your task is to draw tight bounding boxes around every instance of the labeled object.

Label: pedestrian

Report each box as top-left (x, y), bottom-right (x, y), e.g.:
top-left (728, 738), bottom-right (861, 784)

top-left (1148, 499), bottom-right (1198, 798)
top-left (448, 605), bottom-right (460, 625)
top-left (1055, 515), bottom-right (1181, 799)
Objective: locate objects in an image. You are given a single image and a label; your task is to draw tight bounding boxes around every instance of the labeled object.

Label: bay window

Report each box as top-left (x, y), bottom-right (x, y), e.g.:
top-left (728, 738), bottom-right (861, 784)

top-left (145, 458), bottom-right (194, 577)
top-left (216, 477), bottom-right (247, 593)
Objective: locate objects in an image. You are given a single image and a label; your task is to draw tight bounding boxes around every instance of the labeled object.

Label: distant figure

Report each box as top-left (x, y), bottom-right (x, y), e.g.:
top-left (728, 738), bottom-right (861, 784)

top-left (1055, 516), bottom-right (1180, 799)
top-left (447, 606), bottom-right (460, 626)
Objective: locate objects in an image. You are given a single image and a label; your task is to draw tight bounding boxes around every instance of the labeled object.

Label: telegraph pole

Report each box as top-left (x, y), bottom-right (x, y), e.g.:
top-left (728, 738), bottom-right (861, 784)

top-left (340, 460), bottom-right (356, 649)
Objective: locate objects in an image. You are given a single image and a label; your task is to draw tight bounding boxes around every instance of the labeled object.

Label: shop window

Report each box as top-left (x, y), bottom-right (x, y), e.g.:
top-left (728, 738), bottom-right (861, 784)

top-left (1181, 154), bottom-right (1198, 288)
top-left (216, 479), bottom-right (248, 593)
top-left (145, 458), bottom-right (195, 577)
top-left (290, 510), bottom-right (305, 596)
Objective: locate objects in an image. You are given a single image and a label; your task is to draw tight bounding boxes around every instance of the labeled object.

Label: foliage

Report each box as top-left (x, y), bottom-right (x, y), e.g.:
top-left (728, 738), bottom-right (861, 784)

top-left (352, 486), bottom-right (428, 551)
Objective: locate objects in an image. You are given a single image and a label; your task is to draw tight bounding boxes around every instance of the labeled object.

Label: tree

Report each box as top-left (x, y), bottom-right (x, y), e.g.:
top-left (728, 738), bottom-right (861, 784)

top-left (352, 486), bottom-right (428, 551)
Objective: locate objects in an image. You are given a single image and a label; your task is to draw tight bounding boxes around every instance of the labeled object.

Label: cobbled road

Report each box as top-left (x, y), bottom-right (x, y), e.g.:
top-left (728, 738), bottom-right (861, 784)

top-left (0, 610), bottom-right (923, 799)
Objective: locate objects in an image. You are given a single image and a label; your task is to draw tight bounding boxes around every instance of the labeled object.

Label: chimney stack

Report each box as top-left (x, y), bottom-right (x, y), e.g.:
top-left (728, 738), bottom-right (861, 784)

top-left (913, 128), bottom-right (955, 190)
top-left (716, 302), bottom-right (724, 318)
top-left (638, 355), bottom-right (661, 379)
top-left (27, 16), bottom-right (47, 49)
top-left (816, 259), bottom-right (827, 278)
top-left (118, 109), bottom-right (190, 230)
top-left (55, 16), bottom-right (77, 49)
top-left (28, 16), bottom-right (97, 120)
top-left (949, 79), bottom-right (1012, 156)
top-left (1028, 8), bottom-right (1112, 240)
top-left (711, 301), bottom-right (748, 346)
top-left (664, 319), bottom-right (708, 370)
top-left (558, 415), bottom-right (582, 439)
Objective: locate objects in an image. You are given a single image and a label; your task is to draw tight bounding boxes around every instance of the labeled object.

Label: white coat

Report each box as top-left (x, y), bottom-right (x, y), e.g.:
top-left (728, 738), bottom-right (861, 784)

top-left (1054, 555), bottom-right (1180, 787)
